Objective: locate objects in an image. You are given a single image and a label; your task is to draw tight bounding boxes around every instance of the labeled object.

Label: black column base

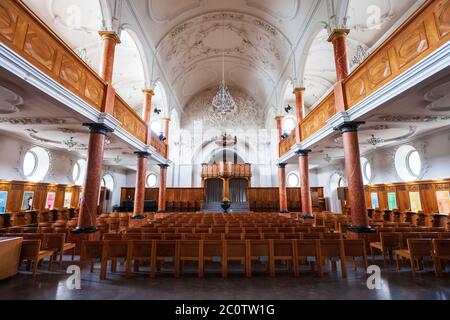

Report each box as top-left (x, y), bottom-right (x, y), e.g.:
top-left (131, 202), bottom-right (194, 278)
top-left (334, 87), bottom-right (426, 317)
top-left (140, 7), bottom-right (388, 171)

top-left (301, 214), bottom-right (315, 219)
top-left (71, 226), bottom-right (99, 234)
top-left (157, 210), bottom-right (169, 213)
top-left (347, 226), bottom-right (376, 233)
top-left (279, 210), bottom-right (289, 214)
top-left (130, 215), bottom-right (146, 220)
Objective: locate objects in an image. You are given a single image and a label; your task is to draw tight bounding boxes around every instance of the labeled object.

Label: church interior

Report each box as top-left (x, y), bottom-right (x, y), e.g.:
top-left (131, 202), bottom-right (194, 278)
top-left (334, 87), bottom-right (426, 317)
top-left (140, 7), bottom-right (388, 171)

top-left (0, 0), bottom-right (449, 301)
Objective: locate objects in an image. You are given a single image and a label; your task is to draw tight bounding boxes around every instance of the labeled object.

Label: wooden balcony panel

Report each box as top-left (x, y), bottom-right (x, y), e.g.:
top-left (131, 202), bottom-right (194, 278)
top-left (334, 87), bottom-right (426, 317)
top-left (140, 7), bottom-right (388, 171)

top-left (113, 94), bottom-right (147, 144)
top-left (149, 130), bottom-right (168, 158)
top-left (344, 0), bottom-right (450, 108)
top-left (300, 91), bottom-right (336, 141)
top-left (0, 0), bottom-right (106, 111)
top-left (279, 129), bottom-right (297, 157)
top-left (201, 163), bottom-right (252, 179)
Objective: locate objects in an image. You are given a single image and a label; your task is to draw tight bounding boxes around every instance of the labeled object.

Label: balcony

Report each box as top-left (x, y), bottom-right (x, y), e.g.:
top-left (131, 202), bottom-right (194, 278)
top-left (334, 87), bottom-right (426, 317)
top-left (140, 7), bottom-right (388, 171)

top-left (0, 0), bottom-right (168, 159)
top-left (201, 162), bottom-right (252, 179)
top-left (278, 0), bottom-right (450, 158)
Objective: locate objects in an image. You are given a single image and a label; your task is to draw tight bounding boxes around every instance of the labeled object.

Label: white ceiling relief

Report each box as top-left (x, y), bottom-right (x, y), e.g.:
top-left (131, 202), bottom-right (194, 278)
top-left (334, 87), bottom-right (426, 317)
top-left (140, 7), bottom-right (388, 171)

top-left (147, 0), bottom-right (204, 23)
top-left (245, 0), bottom-right (300, 21)
top-left (0, 86), bottom-right (23, 115)
top-left (157, 11), bottom-right (291, 110)
top-left (424, 81), bottom-right (450, 112)
top-left (181, 86), bottom-right (264, 130)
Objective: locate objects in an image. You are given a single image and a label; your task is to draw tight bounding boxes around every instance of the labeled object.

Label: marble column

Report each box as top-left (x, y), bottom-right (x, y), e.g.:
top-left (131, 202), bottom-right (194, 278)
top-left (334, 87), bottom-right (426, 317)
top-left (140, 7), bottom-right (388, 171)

top-left (73, 124), bottom-right (112, 233)
top-left (162, 116), bottom-right (171, 158)
top-left (335, 122), bottom-right (374, 235)
top-left (142, 89), bottom-right (154, 124)
top-left (293, 87), bottom-right (305, 143)
top-left (132, 151), bottom-right (150, 220)
top-left (328, 29), bottom-right (350, 81)
top-left (275, 116), bottom-right (284, 150)
top-left (98, 31), bottom-right (120, 83)
top-left (223, 178), bottom-right (230, 200)
top-left (278, 163), bottom-right (288, 214)
top-left (158, 164), bottom-right (169, 212)
top-left (296, 150), bottom-right (313, 218)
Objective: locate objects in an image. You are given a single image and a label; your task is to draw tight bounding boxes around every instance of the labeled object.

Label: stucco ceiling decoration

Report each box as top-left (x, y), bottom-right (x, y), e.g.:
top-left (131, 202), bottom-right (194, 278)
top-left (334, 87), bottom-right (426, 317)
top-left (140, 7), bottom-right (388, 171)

top-left (147, 0), bottom-right (205, 23)
top-left (181, 86), bottom-right (264, 130)
top-left (245, 0), bottom-right (300, 22)
top-left (157, 11), bottom-right (291, 108)
top-left (0, 86), bottom-right (23, 114)
top-left (424, 81), bottom-right (450, 112)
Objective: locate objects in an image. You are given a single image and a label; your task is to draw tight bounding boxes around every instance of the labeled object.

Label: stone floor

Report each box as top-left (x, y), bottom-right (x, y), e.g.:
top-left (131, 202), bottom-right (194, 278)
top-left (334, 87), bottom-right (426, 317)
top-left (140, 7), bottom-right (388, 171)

top-left (0, 256), bottom-right (449, 300)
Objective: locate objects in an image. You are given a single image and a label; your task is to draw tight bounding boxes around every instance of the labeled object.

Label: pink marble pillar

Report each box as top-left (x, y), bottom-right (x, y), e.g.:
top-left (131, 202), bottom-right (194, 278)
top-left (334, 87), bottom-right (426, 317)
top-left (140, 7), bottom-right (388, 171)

top-left (293, 87), bottom-right (305, 143)
top-left (162, 117), bottom-right (170, 158)
top-left (336, 122), bottom-right (374, 235)
top-left (132, 152), bottom-right (150, 219)
top-left (296, 150), bottom-right (313, 218)
top-left (142, 89), bottom-right (154, 124)
top-left (158, 164), bottom-right (169, 212)
top-left (98, 31), bottom-right (120, 83)
top-left (73, 124), bottom-right (112, 233)
top-left (278, 163), bottom-right (288, 214)
top-left (328, 29), bottom-right (350, 82)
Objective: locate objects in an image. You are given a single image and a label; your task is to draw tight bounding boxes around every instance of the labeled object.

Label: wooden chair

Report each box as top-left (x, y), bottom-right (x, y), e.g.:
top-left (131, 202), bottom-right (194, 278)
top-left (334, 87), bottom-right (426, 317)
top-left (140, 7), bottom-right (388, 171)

top-left (261, 233), bottom-right (282, 240)
top-left (294, 239), bottom-right (322, 277)
top-left (419, 232), bottom-right (439, 239)
top-left (394, 239), bottom-right (433, 279)
top-left (124, 233), bottom-right (143, 240)
top-left (244, 233), bottom-right (262, 240)
top-left (125, 240), bottom-right (154, 278)
top-left (310, 227), bottom-right (326, 233)
top-left (302, 232), bottom-right (323, 240)
top-left (438, 232), bottom-right (450, 239)
top-left (43, 233), bottom-right (76, 268)
top-left (343, 239), bottom-right (368, 271)
top-left (178, 240), bottom-right (204, 278)
top-left (80, 241), bottom-right (103, 273)
top-left (283, 233), bottom-right (303, 240)
top-left (223, 240), bottom-right (248, 277)
top-left (103, 233), bottom-right (123, 240)
top-left (202, 233), bottom-right (222, 240)
top-left (432, 239), bottom-right (450, 277)
top-left (370, 232), bottom-right (401, 264)
top-left (246, 240), bottom-right (273, 277)
top-left (22, 227), bottom-right (38, 233)
top-left (38, 227), bottom-right (54, 234)
top-left (223, 233), bottom-right (242, 240)
top-left (202, 240), bottom-right (225, 277)
top-left (151, 240), bottom-right (180, 278)
top-left (177, 227), bottom-right (194, 234)
top-left (400, 232), bottom-right (422, 249)
top-left (272, 239), bottom-right (296, 276)
top-left (183, 233), bottom-right (202, 240)
top-left (100, 240), bottom-right (129, 280)
top-left (323, 233), bottom-right (342, 240)
top-left (164, 233), bottom-right (182, 240)
top-left (143, 233), bottom-right (163, 240)
top-left (319, 239), bottom-right (347, 278)
top-left (19, 240), bottom-right (54, 278)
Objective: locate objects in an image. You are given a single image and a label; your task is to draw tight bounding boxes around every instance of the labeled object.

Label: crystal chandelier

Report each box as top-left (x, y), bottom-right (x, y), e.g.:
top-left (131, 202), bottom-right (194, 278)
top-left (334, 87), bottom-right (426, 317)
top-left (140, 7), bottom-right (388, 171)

top-left (212, 15), bottom-right (236, 115)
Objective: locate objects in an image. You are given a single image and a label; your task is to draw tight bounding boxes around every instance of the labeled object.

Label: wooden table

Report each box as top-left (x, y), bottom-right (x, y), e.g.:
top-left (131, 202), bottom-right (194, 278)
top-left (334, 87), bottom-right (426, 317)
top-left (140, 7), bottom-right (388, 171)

top-left (0, 237), bottom-right (23, 280)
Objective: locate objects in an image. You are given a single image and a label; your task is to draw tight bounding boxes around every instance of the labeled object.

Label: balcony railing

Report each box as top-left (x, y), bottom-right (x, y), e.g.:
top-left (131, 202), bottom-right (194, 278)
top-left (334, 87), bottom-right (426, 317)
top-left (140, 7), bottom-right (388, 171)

top-left (278, 0), bottom-right (450, 157)
top-left (279, 129), bottom-right (297, 157)
top-left (0, 0), bottom-right (168, 159)
top-left (201, 162), bottom-right (252, 179)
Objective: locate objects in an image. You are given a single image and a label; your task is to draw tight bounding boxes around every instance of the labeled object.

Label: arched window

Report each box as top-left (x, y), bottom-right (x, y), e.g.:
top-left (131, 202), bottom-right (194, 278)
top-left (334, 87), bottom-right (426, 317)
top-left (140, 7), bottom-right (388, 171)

top-left (146, 172), bottom-right (158, 188)
top-left (360, 157), bottom-right (372, 184)
top-left (73, 159), bottom-right (87, 185)
top-left (287, 172), bottom-right (300, 187)
top-left (101, 174), bottom-right (115, 191)
top-left (395, 145), bottom-right (422, 181)
top-left (23, 147), bottom-right (50, 182)
top-left (283, 117), bottom-right (296, 133)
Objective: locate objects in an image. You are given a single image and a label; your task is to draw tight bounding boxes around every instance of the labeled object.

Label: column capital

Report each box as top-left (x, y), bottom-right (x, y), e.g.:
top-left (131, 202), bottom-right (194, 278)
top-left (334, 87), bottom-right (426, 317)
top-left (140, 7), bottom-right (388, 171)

top-left (334, 121), bottom-right (365, 133)
top-left (83, 123), bottom-right (114, 135)
top-left (295, 149), bottom-right (312, 157)
top-left (293, 87), bottom-right (305, 94)
top-left (327, 28), bottom-right (350, 43)
top-left (275, 115), bottom-right (284, 121)
top-left (134, 151), bottom-right (151, 158)
top-left (162, 116), bottom-right (171, 122)
top-left (158, 163), bottom-right (170, 169)
top-left (142, 88), bottom-right (154, 95)
top-left (277, 163), bottom-right (287, 169)
top-left (98, 31), bottom-right (121, 44)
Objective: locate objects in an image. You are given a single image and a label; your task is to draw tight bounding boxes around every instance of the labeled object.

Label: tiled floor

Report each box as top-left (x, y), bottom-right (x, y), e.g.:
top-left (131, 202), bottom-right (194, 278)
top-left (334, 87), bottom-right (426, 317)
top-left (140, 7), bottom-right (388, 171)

top-left (0, 257), bottom-right (449, 300)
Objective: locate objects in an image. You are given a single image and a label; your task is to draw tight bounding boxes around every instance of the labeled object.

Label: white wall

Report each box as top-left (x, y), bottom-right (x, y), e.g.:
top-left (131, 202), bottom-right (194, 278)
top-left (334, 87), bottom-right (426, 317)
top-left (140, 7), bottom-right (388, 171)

top-left (312, 130), bottom-right (450, 212)
top-left (0, 134), bottom-right (127, 207)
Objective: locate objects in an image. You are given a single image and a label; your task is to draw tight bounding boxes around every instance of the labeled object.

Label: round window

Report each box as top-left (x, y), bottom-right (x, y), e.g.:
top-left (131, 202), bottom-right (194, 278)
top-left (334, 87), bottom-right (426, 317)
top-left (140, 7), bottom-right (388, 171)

top-left (287, 172), bottom-right (299, 187)
top-left (73, 159), bottom-right (87, 185)
top-left (146, 173), bottom-right (158, 188)
top-left (23, 147), bottom-right (50, 182)
top-left (360, 157), bottom-right (372, 184)
top-left (395, 145), bottom-right (422, 181)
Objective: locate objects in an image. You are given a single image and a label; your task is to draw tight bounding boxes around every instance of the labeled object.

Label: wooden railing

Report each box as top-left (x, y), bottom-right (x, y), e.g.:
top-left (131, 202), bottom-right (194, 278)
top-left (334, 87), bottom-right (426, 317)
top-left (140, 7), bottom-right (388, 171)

top-left (279, 129), bottom-right (297, 157)
top-left (201, 162), bottom-right (252, 179)
top-left (0, 0), bottom-right (169, 159)
top-left (300, 91), bottom-right (336, 141)
top-left (149, 130), bottom-right (168, 158)
top-left (278, 0), bottom-right (450, 157)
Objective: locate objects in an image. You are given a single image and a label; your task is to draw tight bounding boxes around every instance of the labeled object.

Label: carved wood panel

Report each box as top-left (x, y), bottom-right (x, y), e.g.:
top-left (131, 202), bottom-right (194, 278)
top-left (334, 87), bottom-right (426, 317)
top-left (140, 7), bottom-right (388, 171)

top-left (113, 95), bottom-right (147, 144)
top-left (279, 129), bottom-right (296, 157)
top-left (300, 92), bottom-right (336, 141)
top-left (0, 0), bottom-right (106, 111)
top-left (345, 0), bottom-right (450, 109)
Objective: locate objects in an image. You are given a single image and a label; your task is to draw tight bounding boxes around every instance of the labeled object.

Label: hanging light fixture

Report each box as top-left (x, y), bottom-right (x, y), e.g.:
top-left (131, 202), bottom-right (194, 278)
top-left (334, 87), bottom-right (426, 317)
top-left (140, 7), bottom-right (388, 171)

top-left (212, 14), bottom-right (236, 115)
